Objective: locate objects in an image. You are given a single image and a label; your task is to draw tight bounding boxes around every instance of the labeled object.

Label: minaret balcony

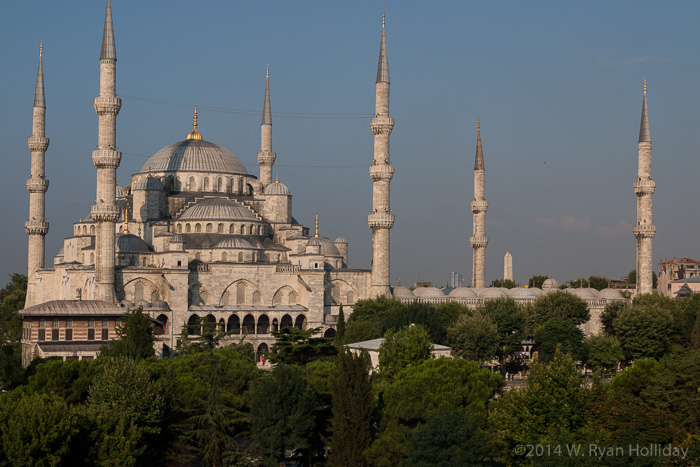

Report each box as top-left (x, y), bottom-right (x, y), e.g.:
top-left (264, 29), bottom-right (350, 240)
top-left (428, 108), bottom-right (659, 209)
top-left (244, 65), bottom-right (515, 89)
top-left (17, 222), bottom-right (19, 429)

top-left (369, 164), bottom-right (394, 181)
top-left (91, 204), bottom-right (120, 222)
top-left (27, 136), bottom-right (50, 152)
top-left (470, 200), bottom-right (488, 213)
top-left (633, 224), bottom-right (656, 238)
top-left (93, 96), bottom-right (122, 116)
top-left (470, 236), bottom-right (489, 248)
top-left (257, 150), bottom-right (277, 165)
top-left (370, 116), bottom-right (394, 135)
top-left (368, 213), bottom-right (395, 229)
top-left (92, 149), bottom-right (122, 169)
top-left (25, 220), bottom-right (49, 235)
top-left (633, 179), bottom-right (656, 196)
top-left (26, 178), bottom-right (49, 193)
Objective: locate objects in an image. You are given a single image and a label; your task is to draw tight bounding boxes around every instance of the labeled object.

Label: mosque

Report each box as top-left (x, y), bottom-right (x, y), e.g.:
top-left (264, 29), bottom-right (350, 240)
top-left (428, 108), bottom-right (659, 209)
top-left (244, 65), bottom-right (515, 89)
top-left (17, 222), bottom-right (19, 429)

top-left (19, 2), bottom-right (647, 365)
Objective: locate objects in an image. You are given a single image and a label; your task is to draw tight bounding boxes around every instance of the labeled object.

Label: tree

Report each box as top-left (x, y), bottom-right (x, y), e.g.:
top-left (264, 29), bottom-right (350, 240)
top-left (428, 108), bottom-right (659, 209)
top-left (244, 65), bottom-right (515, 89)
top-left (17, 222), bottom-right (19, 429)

top-left (328, 350), bottom-right (374, 467)
top-left (491, 279), bottom-right (517, 289)
top-left (567, 277), bottom-right (589, 288)
top-left (600, 300), bottom-right (628, 336)
top-left (268, 326), bottom-right (337, 366)
top-left (614, 303), bottom-right (672, 361)
top-left (0, 273), bottom-right (27, 389)
top-left (100, 307), bottom-right (155, 360)
top-left (448, 311), bottom-right (499, 364)
top-left (250, 364), bottom-right (319, 466)
top-left (628, 269), bottom-right (658, 289)
top-left (335, 305), bottom-right (346, 345)
top-left (534, 318), bottom-right (585, 362)
top-left (378, 325), bottom-right (432, 380)
top-left (479, 297), bottom-right (527, 375)
top-left (583, 334), bottom-right (623, 373)
top-left (0, 392), bottom-right (84, 466)
top-left (530, 290), bottom-right (590, 329)
top-left (588, 275), bottom-right (609, 291)
top-left (528, 275), bottom-right (548, 289)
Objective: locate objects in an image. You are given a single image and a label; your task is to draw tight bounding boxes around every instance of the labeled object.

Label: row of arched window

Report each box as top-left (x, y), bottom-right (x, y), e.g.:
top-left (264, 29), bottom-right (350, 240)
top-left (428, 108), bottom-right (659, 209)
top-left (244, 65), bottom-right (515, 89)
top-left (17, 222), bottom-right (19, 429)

top-left (186, 313), bottom-right (307, 336)
top-left (75, 224), bottom-right (96, 236)
top-left (190, 283), bottom-right (299, 307)
top-left (175, 222), bottom-right (265, 235)
top-left (171, 175), bottom-right (255, 195)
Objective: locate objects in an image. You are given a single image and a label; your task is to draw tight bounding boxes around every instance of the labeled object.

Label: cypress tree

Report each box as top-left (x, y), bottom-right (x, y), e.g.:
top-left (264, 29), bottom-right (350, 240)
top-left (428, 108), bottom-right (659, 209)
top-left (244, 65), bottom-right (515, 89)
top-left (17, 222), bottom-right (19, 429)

top-left (336, 306), bottom-right (346, 345)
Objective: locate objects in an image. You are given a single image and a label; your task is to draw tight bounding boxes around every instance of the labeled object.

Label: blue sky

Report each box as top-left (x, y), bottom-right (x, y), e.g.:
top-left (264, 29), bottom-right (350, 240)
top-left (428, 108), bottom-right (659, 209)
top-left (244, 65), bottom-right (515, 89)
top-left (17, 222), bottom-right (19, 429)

top-left (1, 1), bottom-right (699, 288)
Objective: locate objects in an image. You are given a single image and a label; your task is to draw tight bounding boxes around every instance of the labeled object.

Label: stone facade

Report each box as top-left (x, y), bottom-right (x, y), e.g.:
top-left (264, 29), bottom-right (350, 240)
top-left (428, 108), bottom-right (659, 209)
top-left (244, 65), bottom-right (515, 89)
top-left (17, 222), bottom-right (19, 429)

top-left (470, 122), bottom-right (488, 288)
top-left (504, 251), bottom-right (513, 282)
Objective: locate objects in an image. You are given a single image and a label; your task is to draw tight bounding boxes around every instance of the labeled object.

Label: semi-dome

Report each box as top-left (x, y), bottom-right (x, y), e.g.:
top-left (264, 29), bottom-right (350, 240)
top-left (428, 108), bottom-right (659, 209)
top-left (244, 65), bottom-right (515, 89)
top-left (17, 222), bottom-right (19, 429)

top-left (116, 234), bottom-right (152, 253)
top-left (448, 287), bottom-right (478, 298)
top-left (180, 198), bottom-right (257, 221)
top-left (139, 139), bottom-right (248, 175)
top-left (133, 176), bottom-right (164, 191)
top-left (265, 181), bottom-right (290, 195)
top-left (542, 278), bottom-right (559, 289)
top-left (334, 237), bottom-right (348, 244)
top-left (115, 185), bottom-right (124, 198)
top-left (391, 286), bottom-right (414, 298)
top-left (566, 288), bottom-right (598, 300)
top-left (413, 286), bottom-right (444, 298)
top-left (598, 288), bottom-right (624, 300)
top-left (479, 288), bottom-right (508, 299)
top-left (215, 236), bottom-right (255, 249)
top-left (529, 287), bottom-right (544, 296)
top-left (169, 234), bottom-right (186, 243)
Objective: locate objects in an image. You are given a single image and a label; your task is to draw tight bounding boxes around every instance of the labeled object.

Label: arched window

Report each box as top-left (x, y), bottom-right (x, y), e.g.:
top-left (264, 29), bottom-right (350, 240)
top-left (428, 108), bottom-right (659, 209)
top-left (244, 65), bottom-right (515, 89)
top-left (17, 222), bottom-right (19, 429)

top-left (82, 226), bottom-right (87, 235)
top-left (273, 291), bottom-right (285, 306)
top-left (142, 257), bottom-right (147, 266)
top-left (228, 178), bottom-right (234, 193)
top-left (155, 314), bottom-right (168, 335)
top-left (272, 318), bottom-right (279, 332)
top-left (195, 224), bottom-right (202, 233)
top-left (229, 224), bottom-right (235, 234)
top-left (280, 314), bottom-right (293, 329)
top-left (217, 223), bottom-right (224, 233)
top-left (188, 176), bottom-right (196, 191)
top-left (227, 315), bottom-right (240, 333)
top-left (217, 178), bottom-right (223, 192)
top-left (90, 252), bottom-right (94, 263)
top-left (203, 177), bottom-right (209, 192)
top-left (90, 225), bottom-right (95, 235)
top-left (151, 289), bottom-right (159, 302)
top-left (246, 184), bottom-right (253, 195)
top-left (238, 252), bottom-right (244, 262)
top-left (249, 225), bottom-right (254, 235)
top-left (331, 283), bottom-right (340, 304)
top-left (257, 314), bottom-right (270, 334)
top-left (295, 314), bottom-right (308, 330)
top-left (218, 318), bottom-right (225, 333)
top-left (221, 252), bottom-right (227, 262)
top-left (346, 292), bottom-right (355, 305)
top-left (206, 223), bottom-right (213, 233)
top-left (242, 314), bottom-right (255, 334)
top-left (236, 282), bottom-right (246, 304)
top-left (253, 291), bottom-right (261, 304)
top-left (177, 224), bottom-right (182, 233)
top-left (185, 224), bottom-right (191, 233)
top-left (204, 314), bottom-right (216, 334)
top-left (176, 176), bottom-right (182, 191)
top-left (257, 343), bottom-right (269, 363)
top-left (240, 225), bottom-right (245, 235)
top-left (324, 328), bottom-right (336, 338)
top-left (187, 314), bottom-right (201, 335)
top-left (289, 290), bottom-right (298, 305)
top-left (134, 282), bottom-right (145, 302)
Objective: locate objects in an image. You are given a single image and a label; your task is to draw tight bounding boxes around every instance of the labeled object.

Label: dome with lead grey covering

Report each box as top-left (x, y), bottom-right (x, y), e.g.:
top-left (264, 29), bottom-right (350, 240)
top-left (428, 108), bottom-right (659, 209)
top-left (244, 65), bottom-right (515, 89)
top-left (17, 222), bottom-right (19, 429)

top-left (215, 236), bottom-right (255, 249)
top-left (139, 139), bottom-right (248, 175)
top-left (391, 286), bottom-right (414, 298)
top-left (508, 287), bottom-right (538, 299)
top-left (307, 237), bottom-right (340, 256)
top-left (479, 288), bottom-right (508, 299)
top-left (133, 176), bottom-right (164, 191)
top-left (542, 278), bottom-right (559, 289)
top-left (529, 287), bottom-right (544, 296)
top-left (566, 288), bottom-right (598, 300)
top-left (599, 288), bottom-right (624, 300)
top-left (265, 181), bottom-right (290, 195)
top-left (413, 286), bottom-right (444, 298)
top-left (448, 287), bottom-right (478, 298)
top-left (334, 237), bottom-right (348, 244)
top-left (116, 234), bottom-right (152, 253)
top-left (180, 198), bottom-right (257, 221)
top-left (169, 234), bottom-right (185, 243)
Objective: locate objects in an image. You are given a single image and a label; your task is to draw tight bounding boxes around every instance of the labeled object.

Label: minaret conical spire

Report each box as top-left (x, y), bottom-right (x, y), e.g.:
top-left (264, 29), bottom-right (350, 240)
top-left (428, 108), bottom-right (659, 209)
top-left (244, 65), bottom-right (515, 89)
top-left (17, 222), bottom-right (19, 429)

top-left (34, 41), bottom-right (45, 108)
top-left (474, 119), bottom-right (484, 170)
top-left (639, 78), bottom-right (651, 143)
top-left (376, 10), bottom-right (389, 83)
top-left (100, 0), bottom-right (116, 61)
top-left (262, 64), bottom-right (272, 125)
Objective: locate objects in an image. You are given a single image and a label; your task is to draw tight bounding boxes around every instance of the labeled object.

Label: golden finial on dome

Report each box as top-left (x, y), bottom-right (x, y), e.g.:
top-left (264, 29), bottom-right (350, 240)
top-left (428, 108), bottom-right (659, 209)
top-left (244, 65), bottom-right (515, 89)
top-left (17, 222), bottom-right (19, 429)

top-left (644, 78), bottom-right (647, 93)
top-left (123, 206), bottom-right (130, 234)
top-left (477, 118), bottom-right (480, 131)
top-left (267, 64), bottom-right (269, 78)
top-left (40, 40), bottom-right (43, 57)
top-left (314, 213), bottom-right (319, 238)
top-left (275, 173), bottom-right (279, 183)
top-left (187, 105), bottom-right (203, 140)
top-left (382, 10), bottom-right (385, 27)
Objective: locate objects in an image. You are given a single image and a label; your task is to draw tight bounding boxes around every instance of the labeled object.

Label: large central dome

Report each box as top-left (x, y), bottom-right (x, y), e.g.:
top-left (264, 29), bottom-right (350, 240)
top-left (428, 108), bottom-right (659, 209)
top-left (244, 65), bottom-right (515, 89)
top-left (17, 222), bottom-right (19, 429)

top-left (139, 139), bottom-right (248, 175)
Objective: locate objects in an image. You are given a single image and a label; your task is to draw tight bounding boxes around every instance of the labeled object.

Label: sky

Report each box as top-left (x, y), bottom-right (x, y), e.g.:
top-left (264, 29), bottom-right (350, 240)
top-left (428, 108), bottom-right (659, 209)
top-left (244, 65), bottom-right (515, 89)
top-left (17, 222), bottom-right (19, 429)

top-left (1, 1), bottom-right (699, 289)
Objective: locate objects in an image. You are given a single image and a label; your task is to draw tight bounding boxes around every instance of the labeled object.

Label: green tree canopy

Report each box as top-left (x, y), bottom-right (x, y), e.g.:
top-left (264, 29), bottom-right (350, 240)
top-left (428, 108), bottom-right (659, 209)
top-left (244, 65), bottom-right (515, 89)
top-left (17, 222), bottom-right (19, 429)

top-left (588, 275), bottom-right (610, 291)
top-left (530, 290), bottom-right (590, 329)
top-left (479, 297), bottom-right (527, 372)
top-left (534, 318), bottom-right (585, 362)
top-left (584, 334), bottom-right (624, 373)
top-left (378, 325), bottom-right (432, 380)
top-left (491, 279), bottom-right (517, 289)
top-left (0, 273), bottom-right (27, 389)
top-left (268, 326), bottom-right (337, 366)
top-left (600, 300), bottom-right (628, 336)
top-left (448, 311), bottom-right (499, 364)
top-left (528, 275), bottom-right (548, 289)
top-left (99, 307), bottom-right (155, 360)
top-left (614, 302), bottom-right (672, 361)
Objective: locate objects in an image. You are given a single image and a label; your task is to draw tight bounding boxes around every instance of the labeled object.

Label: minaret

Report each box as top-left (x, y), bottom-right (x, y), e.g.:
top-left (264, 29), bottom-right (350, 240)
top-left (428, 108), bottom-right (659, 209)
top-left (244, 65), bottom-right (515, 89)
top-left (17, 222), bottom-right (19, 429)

top-left (92, 0), bottom-right (122, 303)
top-left (470, 121), bottom-right (488, 288)
top-left (26, 41), bottom-right (50, 287)
top-left (633, 79), bottom-right (655, 295)
top-left (368, 11), bottom-right (395, 298)
top-left (257, 65), bottom-right (276, 186)
top-left (504, 251), bottom-right (513, 282)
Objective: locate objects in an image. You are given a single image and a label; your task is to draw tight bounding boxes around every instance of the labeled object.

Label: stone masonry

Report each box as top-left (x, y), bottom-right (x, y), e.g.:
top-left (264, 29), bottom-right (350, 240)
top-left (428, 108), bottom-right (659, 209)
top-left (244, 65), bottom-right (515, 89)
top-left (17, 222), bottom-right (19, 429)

top-left (470, 122), bottom-right (488, 288)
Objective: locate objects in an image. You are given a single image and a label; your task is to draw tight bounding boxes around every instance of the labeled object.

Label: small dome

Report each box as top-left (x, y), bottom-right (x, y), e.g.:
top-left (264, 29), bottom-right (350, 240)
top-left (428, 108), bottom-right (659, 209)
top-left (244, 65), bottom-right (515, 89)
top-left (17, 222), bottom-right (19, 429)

top-left (479, 288), bottom-right (508, 299)
top-left (566, 288), bottom-right (598, 300)
top-left (448, 287), bottom-right (478, 298)
top-left (508, 287), bottom-right (538, 299)
top-left (116, 185), bottom-right (124, 198)
top-left (116, 234), bottom-right (152, 253)
top-left (120, 299), bottom-right (134, 309)
top-left (138, 300), bottom-right (151, 309)
top-left (140, 139), bottom-right (248, 175)
top-left (542, 278), bottom-right (559, 289)
top-left (265, 181), bottom-right (290, 195)
top-left (334, 237), bottom-right (348, 244)
top-left (413, 286), bottom-right (444, 298)
top-left (216, 236), bottom-right (254, 249)
top-left (392, 286), bottom-right (414, 298)
top-left (529, 287), bottom-right (544, 296)
top-left (152, 300), bottom-right (170, 310)
top-left (180, 198), bottom-right (257, 221)
top-left (599, 288), bottom-right (624, 300)
top-left (306, 237), bottom-right (340, 257)
top-left (169, 234), bottom-right (186, 243)
top-left (133, 176), bottom-right (164, 191)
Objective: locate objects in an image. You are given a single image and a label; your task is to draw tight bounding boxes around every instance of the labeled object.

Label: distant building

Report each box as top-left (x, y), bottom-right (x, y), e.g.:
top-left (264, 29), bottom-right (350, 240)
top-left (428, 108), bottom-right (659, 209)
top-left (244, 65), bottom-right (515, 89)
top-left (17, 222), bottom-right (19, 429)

top-left (448, 272), bottom-right (464, 288)
top-left (345, 338), bottom-right (451, 371)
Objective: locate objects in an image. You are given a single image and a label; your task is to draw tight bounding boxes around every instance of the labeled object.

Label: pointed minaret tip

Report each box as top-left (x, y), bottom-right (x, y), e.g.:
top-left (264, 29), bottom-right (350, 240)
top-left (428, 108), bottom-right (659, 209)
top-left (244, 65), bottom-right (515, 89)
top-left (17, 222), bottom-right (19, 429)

top-left (376, 11), bottom-right (389, 84)
top-left (34, 41), bottom-right (46, 108)
top-left (474, 120), bottom-right (484, 171)
top-left (262, 65), bottom-right (272, 126)
top-left (639, 79), bottom-right (651, 143)
top-left (100, 0), bottom-right (117, 62)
